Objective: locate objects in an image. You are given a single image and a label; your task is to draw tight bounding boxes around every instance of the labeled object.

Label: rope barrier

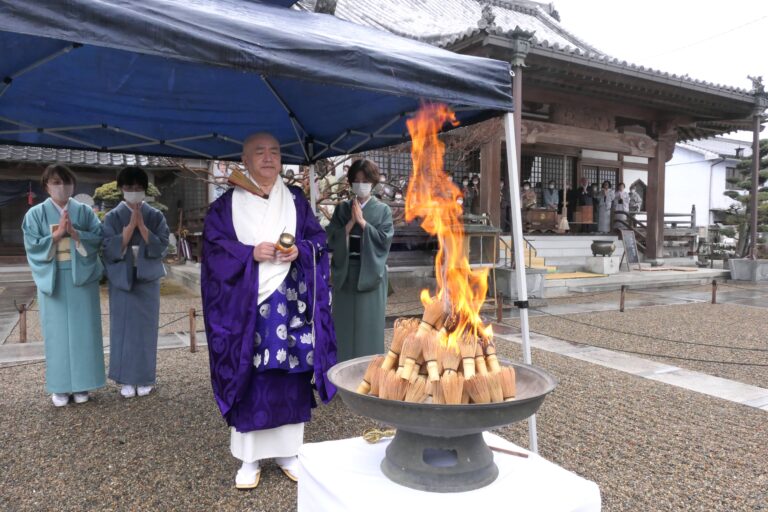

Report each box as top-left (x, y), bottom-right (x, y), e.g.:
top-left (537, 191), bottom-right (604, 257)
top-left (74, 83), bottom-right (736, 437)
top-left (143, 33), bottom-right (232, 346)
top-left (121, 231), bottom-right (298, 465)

top-left (527, 307), bottom-right (768, 353)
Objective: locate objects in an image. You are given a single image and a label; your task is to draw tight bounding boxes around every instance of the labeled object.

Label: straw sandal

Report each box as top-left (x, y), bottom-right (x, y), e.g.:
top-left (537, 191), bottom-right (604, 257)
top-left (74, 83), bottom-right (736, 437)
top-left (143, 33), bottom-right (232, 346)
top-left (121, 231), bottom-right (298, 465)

top-left (235, 463), bottom-right (261, 489)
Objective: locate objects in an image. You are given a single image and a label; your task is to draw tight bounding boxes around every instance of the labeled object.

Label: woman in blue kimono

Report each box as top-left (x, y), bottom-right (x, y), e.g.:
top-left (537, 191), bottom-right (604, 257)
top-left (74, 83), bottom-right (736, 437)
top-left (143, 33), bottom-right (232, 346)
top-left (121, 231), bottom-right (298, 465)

top-left (102, 167), bottom-right (169, 399)
top-left (22, 164), bottom-right (105, 407)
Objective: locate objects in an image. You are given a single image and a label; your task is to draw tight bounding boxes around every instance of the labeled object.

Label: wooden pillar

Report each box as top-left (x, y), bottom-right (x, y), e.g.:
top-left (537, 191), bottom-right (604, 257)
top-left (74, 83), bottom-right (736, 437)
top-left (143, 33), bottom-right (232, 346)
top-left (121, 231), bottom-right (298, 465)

top-left (645, 131), bottom-right (675, 260)
top-left (480, 137), bottom-right (502, 228)
top-left (513, 66), bottom-right (523, 175)
top-left (645, 145), bottom-right (665, 260)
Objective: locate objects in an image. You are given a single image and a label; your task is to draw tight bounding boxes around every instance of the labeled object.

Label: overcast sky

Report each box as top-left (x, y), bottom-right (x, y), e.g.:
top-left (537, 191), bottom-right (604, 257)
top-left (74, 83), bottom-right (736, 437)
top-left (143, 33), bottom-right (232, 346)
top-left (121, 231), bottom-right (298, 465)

top-left (551, 0), bottom-right (768, 141)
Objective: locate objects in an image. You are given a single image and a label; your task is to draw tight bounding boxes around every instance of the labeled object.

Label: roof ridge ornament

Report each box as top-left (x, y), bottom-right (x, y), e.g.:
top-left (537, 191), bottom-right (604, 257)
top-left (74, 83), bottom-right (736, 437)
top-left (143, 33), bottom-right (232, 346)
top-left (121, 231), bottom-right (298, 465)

top-left (478, 3), bottom-right (497, 31)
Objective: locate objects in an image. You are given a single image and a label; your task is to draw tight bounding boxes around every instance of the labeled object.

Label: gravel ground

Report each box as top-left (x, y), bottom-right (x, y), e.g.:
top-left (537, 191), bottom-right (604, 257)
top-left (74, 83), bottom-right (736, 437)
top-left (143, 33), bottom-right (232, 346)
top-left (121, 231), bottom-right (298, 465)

top-left (503, 301), bottom-right (768, 388)
top-left (1, 328), bottom-right (766, 511)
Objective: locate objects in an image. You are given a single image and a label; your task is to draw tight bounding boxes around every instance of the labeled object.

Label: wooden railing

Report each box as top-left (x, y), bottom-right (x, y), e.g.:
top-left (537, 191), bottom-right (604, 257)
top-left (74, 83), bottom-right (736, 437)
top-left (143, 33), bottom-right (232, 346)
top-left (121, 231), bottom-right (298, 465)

top-left (613, 205), bottom-right (698, 256)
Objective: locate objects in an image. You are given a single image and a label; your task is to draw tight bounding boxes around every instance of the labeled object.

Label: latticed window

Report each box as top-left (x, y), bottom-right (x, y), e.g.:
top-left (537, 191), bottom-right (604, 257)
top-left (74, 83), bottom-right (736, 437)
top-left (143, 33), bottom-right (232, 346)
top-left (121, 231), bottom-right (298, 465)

top-left (521, 153), bottom-right (576, 204)
top-left (361, 148), bottom-right (479, 186)
top-left (581, 165), bottom-right (619, 189)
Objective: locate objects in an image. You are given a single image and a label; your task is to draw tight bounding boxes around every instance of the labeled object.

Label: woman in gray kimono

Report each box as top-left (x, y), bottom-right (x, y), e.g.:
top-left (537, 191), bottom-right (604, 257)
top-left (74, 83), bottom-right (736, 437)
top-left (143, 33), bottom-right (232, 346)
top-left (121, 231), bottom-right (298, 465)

top-left (327, 159), bottom-right (394, 361)
top-left (102, 167), bottom-right (170, 398)
top-left (596, 180), bottom-right (614, 233)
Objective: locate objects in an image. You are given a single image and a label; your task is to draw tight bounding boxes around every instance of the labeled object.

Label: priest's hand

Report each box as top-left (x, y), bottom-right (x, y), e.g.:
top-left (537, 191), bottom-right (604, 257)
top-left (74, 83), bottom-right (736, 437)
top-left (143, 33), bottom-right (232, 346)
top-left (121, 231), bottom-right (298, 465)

top-left (352, 199), bottom-right (367, 229)
top-left (253, 242), bottom-right (277, 262)
top-left (276, 245), bottom-right (299, 263)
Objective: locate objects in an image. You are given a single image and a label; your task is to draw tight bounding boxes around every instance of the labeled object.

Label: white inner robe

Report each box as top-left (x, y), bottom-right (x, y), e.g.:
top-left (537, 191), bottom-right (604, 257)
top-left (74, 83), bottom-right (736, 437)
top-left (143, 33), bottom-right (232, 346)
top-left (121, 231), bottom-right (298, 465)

top-left (230, 423), bottom-right (305, 462)
top-left (232, 176), bottom-right (297, 305)
top-left (230, 176), bottom-right (303, 461)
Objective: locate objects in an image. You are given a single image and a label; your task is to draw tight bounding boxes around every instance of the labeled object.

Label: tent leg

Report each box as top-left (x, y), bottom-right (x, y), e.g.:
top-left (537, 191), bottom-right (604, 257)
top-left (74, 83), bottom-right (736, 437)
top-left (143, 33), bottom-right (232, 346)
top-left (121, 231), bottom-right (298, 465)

top-left (309, 163), bottom-right (318, 214)
top-left (502, 112), bottom-right (538, 453)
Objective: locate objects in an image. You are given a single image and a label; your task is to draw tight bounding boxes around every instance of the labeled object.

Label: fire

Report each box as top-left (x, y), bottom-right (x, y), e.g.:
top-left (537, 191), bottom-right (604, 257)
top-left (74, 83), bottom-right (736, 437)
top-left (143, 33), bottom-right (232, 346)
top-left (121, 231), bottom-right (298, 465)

top-left (405, 104), bottom-right (493, 348)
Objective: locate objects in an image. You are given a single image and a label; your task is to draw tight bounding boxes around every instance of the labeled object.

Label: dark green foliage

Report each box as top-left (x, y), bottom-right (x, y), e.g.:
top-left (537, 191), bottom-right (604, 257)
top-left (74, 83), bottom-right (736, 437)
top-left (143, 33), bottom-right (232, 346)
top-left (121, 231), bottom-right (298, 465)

top-left (723, 140), bottom-right (768, 254)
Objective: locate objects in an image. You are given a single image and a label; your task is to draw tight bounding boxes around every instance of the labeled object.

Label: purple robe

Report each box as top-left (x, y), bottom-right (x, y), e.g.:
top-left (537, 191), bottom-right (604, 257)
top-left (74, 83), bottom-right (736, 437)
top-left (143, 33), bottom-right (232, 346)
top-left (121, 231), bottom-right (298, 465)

top-left (202, 187), bottom-right (337, 432)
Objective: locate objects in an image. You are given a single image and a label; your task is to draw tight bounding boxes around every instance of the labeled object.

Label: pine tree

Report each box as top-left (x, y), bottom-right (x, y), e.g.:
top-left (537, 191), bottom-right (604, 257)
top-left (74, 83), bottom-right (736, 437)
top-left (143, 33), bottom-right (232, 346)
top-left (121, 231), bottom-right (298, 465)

top-left (723, 139), bottom-right (768, 257)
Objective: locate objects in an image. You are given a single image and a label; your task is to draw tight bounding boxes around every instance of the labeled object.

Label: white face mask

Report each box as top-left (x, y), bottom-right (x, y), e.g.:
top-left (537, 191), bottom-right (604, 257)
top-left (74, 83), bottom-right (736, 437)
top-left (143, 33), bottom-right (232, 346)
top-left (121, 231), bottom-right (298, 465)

top-left (124, 191), bottom-right (146, 205)
top-left (548, 185), bottom-right (555, 189)
top-left (352, 182), bottom-right (372, 199)
top-left (48, 184), bottom-right (73, 203)
top-left (523, 185), bottom-right (530, 191)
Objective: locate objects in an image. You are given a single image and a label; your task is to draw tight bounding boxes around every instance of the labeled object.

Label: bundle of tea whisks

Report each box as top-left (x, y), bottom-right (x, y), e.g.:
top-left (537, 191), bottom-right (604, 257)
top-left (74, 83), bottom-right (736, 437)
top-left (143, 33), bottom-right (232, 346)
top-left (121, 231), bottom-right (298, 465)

top-left (355, 302), bottom-right (516, 405)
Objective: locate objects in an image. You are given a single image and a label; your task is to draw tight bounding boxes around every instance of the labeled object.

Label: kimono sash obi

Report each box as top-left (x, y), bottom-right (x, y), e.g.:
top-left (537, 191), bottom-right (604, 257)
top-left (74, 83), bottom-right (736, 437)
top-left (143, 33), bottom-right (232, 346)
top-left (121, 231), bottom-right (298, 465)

top-left (51, 225), bottom-right (71, 262)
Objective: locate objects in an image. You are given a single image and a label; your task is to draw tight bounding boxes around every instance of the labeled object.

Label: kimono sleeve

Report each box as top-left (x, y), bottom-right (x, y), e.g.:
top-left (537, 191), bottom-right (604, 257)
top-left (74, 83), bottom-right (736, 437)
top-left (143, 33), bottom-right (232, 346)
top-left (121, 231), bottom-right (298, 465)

top-left (70, 205), bottom-right (103, 286)
top-left (294, 190), bottom-right (337, 404)
top-left (101, 210), bottom-right (127, 264)
top-left (144, 209), bottom-right (170, 259)
top-left (22, 207), bottom-right (56, 295)
top-left (358, 203), bottom-right (394, 292)
top-left (325, 202), bottom-right (351, 288)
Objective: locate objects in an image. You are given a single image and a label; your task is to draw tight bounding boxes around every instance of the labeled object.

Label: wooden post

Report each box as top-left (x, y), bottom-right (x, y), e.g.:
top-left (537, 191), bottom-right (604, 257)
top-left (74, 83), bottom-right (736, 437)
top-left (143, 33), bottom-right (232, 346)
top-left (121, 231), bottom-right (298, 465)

top-left (496, 292), bottom-right (504, 323)
top-left (189, 308), bottom-right (197, 353)
top-left (17, 303), bottom-right (27, 343)
top-left (645, 145), bottom-right (666, 260)
top-left (711, 280), bottom-right (717, 305)
top-left (749, 111), bottom-right (760, 258)
top-left (619, 285), bottom-right (626, 313)
top-left (479, 138), bottom-right (502, 228)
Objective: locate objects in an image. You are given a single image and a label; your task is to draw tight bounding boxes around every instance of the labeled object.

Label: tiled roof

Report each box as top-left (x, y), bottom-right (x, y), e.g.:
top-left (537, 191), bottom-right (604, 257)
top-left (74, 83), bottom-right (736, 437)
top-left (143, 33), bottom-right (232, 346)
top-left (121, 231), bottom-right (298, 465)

top-left (683, 137), bottom-right (754, 159)
top-left (0, 145), bottom-right (175, 167)
top-left (297, 0), bottom-right (753, 97)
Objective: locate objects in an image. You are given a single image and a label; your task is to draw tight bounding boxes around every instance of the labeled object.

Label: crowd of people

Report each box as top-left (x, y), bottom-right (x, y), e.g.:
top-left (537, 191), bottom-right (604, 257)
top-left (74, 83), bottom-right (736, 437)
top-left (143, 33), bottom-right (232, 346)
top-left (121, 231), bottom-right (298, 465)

top-left (520, 177), bottom-right (644, 233)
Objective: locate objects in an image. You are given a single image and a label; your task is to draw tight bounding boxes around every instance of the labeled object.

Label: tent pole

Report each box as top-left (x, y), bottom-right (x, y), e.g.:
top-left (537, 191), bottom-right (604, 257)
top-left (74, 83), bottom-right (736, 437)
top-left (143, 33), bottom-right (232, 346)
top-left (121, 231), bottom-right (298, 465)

top-left (502, 112), bottom-right (538, 453)
top-left (308, 142), bottom-right (318, 214)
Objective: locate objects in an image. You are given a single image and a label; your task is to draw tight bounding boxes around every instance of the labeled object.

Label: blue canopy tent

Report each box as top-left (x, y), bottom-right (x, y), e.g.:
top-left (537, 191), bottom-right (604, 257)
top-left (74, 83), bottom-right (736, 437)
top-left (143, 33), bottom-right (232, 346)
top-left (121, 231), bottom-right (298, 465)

top-left (0, 0), bottom-right (537, 451)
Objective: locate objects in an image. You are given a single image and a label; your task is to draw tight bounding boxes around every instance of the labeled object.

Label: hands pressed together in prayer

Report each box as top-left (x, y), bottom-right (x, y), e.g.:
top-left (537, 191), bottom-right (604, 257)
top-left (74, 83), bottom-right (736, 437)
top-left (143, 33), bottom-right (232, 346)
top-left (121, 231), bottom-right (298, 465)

top-left (53, 210), bottom-right (80, 243)
top-left (122, 203), bottom-right (149, 249)
top-left (345, 198), bottom-right (367, 234)
top-left (253, 241), bottom-right (298, 263)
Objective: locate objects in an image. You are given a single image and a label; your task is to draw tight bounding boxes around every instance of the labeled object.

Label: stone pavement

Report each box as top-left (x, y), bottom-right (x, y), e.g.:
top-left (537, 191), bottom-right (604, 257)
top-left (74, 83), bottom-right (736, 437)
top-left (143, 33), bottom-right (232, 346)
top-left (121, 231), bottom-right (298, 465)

top-left (493, 324), bottom-right (768, 412)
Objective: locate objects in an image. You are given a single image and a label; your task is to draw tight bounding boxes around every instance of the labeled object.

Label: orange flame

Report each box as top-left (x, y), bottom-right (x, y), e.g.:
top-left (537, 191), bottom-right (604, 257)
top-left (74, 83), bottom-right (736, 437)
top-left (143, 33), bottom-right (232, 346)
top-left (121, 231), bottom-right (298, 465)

top-left (405, 104), bottom-right (493, 348)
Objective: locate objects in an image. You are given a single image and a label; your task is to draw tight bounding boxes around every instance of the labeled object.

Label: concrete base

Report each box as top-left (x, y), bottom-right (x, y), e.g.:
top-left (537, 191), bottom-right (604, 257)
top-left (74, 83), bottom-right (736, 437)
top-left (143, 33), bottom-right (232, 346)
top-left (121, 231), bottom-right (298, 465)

top-left (728, 259), bottom-right (768, 281)
top-left (585, 256), bottom-right (621, 275)
top-left (495, 267), bottom-right (547, 299)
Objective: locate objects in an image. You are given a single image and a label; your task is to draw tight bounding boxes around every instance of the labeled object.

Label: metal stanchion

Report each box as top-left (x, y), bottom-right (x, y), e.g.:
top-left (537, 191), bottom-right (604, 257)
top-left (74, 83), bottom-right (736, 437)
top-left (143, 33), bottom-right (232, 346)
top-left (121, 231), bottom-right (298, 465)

top-left (496, 292), bottom-right (504, 323)
top-left (712, 280), bottom-right (717, 305)
top-left (189, 308), bottom-right (197, 353)
top-left (620, 285), bottom-right (626, 313)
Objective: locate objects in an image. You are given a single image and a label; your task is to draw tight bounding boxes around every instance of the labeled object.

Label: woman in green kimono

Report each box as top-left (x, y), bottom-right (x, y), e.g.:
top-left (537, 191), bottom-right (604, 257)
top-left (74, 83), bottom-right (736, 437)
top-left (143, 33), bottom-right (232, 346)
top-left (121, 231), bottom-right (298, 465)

top-left (327, 159), bottom-right (394, 361)
top-left (22, 164), bottom-right (105, 407)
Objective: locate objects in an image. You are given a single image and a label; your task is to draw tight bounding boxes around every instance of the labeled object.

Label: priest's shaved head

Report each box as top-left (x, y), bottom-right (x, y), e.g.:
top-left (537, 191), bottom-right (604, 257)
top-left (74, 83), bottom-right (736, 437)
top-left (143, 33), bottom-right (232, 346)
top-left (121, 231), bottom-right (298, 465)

top-left (242, 132), bottom-right (281, 188)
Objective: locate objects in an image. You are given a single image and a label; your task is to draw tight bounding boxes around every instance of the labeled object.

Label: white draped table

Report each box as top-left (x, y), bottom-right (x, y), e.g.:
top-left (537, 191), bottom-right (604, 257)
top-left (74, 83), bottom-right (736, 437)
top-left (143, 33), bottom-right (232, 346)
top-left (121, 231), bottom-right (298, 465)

top-left (298, 432), bottom-right (601, 512)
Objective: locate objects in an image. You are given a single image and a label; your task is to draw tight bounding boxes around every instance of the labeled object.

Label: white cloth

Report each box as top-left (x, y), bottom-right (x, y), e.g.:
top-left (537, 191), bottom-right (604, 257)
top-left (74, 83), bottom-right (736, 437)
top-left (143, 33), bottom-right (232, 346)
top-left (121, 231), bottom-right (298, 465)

top-left (232, 177), bottom-right (297, 304)
top-left (298, 433), bottom-right (601, 512)
top-left (230, 423), bottom-right (305, 463)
